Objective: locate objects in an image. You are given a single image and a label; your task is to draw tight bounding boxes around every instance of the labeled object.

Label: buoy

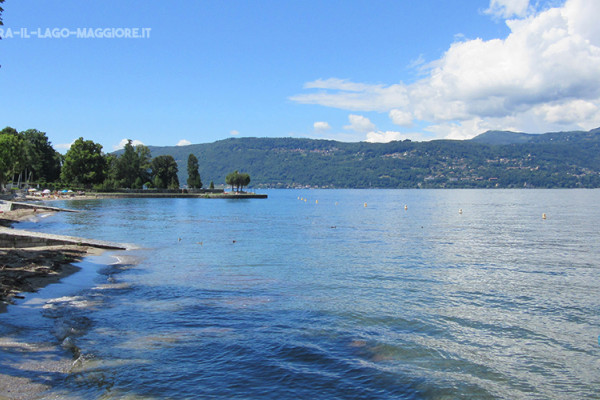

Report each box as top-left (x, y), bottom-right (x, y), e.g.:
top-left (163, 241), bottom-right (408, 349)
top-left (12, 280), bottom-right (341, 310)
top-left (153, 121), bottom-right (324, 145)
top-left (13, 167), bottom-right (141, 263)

top-left (364, 202), bottom-right (367, 207)
top-left (404, 205), bottom-right (408, 210)
top-left (542, 213), bottom-right (547, 220)
top-left (459, 209), bottom-right (463, 214)
top-left (316, 200), bottom-right (318, 204)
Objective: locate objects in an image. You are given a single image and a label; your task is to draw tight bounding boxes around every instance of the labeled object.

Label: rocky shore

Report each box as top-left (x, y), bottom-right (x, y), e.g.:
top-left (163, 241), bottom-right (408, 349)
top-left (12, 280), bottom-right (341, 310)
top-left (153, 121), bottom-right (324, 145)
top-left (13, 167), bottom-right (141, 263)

top-left (0, 209), bottom-right (99, 312)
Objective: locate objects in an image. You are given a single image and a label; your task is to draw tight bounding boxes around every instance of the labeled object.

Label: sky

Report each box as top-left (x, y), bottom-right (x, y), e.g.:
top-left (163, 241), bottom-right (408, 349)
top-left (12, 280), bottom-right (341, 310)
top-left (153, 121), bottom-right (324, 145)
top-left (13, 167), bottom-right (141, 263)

top-left (1, 0), bottom-right (599, 152)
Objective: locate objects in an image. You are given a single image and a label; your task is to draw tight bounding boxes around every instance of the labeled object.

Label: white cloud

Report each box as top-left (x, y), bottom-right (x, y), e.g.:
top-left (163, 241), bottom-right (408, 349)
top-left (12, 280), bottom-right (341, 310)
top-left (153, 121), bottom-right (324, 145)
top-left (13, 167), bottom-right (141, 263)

top-left (485, 0), bottom-right (530, 19)
top-left (535, 99), bottom-right (599, 125)
top-left (230, 130), bottom-right (240, 136)
top-left (563, 0), bottom-right (600, 47)
top-left (114, 139), bottom-right (144, 151)
top-left (313, 121), bottom-right (331, 132)
top-left (176, 139), bottom-right (192, 146)
top-left (291, 78), bottom-right (409, 111)
top-left (365, 130), bottom-right (430, 143)
top-left (389, 109), bottom-right (413, 127)
top-left (344, 114), bottom-right (376, 133)
top-left (291, 0), bottom-right (600, 139)
top-left (55, 141), bottom-right (75, 153)
top-left (365, 131), bottom-right (404, 143)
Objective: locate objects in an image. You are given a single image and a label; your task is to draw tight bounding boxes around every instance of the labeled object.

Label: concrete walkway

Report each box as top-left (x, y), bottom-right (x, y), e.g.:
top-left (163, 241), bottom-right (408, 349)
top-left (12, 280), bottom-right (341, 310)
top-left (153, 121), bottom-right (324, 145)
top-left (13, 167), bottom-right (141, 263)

top-left (1, 201), bottom-right (79, 213)
top-left (0, 227), bottom-right (127, 250)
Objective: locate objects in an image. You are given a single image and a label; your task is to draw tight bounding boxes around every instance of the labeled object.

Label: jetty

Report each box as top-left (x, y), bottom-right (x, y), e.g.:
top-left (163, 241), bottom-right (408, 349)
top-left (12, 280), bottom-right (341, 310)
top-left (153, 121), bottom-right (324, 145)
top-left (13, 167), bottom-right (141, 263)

top-left (0, 200), bottom-right (126, 250)
top-left (0, 227), bottom-right (127, 250)
top-left (2, 200), bottom-right (80, 213)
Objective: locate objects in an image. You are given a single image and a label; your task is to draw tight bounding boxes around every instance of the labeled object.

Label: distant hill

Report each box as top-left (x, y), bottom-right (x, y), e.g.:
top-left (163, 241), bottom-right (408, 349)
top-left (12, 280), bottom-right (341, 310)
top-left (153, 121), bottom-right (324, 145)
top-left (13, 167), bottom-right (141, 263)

top-left (471, 127), bottom-right (600, 145)
top-left (122, 127), bottom-right (600, 189)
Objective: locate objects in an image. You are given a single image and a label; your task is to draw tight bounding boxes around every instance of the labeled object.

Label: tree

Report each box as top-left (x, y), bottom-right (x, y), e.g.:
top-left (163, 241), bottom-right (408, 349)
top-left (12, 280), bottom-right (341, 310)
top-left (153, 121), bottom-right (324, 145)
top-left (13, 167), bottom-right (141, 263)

top-left (225, 170), bottom-right (251, 192)
top-left (107, 141), bottom-right (152, 189)
top-left (186, 154), bottom-right (202, 189)
top-left (238, 172), bottom-right (250, 191)
top-left (225, 170), bottom-right (238, 191)
top-left (0, 133), bottom-right (25, 190)
top-left (60, 137), bottom-right (107, 187)
top-left (20, 129), bottom-right (62, 183)
top-left (114, 139), bottom-right (139, 188)
top-left (0, 126), bottom-right (18, 136)
top-left (151, 155), bottom-right (179, 189)
top-left (136, 144), bottom-right (152, 186)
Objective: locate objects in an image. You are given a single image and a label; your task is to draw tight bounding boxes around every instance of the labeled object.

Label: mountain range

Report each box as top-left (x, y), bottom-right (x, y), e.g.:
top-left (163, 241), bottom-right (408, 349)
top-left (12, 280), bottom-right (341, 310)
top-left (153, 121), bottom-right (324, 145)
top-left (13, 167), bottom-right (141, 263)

top-left (137, 127), bottom-right (600, 189)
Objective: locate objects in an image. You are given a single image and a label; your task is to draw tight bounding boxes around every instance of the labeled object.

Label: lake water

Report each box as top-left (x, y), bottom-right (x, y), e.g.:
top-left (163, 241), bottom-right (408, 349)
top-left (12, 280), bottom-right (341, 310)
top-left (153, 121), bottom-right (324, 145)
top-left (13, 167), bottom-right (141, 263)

top-left (1, 189), bottom-right (599, 399)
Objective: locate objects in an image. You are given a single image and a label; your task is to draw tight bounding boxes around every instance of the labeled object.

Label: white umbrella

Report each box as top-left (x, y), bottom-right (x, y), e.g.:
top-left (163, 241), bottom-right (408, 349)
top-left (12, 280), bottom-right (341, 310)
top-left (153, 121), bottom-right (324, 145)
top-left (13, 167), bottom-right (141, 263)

top-left (42, 189), bottom-right (51, 194)
top-left (28, 188), bottom-right (37, 192)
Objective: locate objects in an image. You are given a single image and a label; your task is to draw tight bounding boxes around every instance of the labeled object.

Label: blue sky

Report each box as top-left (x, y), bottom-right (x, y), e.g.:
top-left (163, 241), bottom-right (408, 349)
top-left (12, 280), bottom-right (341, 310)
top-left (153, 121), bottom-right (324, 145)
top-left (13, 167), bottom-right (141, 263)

top-left (1, 0), bottom-right (599, 152)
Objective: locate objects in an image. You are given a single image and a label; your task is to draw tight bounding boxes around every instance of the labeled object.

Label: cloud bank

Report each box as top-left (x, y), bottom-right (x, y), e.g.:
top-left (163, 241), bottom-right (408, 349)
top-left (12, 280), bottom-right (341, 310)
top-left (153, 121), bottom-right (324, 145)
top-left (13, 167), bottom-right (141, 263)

top-left (291, 0), bottom-right (600, 141)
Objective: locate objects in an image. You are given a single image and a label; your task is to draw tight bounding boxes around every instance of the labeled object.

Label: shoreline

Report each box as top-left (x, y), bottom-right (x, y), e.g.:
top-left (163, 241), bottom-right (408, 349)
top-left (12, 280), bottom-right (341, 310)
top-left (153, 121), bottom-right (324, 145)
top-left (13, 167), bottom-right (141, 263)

top-left (0, 208), bottom-right (104, 313)
top-left (24, 191), bottom-right (268, 201)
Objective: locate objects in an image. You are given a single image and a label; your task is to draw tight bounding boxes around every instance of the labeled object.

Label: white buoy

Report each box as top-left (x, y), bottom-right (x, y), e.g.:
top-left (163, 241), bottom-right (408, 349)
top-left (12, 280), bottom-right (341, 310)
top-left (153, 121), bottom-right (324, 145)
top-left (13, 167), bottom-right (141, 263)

top-left (459, 209), bottom-right (463, 214)
top-left (404, 205), bottom-right (408, 210)
top-left (542, 213), bottom-right (547, 220)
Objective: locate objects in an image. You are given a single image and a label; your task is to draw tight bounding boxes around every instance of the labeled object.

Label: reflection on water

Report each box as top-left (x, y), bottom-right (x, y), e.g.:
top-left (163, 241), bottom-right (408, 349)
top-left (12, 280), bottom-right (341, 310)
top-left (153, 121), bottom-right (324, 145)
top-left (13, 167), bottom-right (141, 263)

top-left (2, 190), bottom-right (599, 399)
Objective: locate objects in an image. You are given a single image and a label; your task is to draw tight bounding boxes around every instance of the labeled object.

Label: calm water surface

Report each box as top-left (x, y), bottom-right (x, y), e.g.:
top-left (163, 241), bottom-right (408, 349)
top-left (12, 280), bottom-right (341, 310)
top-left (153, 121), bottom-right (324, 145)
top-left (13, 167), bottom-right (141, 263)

top-left (1, 189), bottom-right (599, 399)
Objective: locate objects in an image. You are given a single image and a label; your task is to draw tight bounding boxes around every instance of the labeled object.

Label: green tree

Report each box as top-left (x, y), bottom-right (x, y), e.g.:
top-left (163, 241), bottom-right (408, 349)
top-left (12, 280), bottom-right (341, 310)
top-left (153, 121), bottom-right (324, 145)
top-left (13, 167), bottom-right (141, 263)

top-left (136, 144), bottom-right (152, 186)
top-left (186, 153), bottom-right (202, 189)
top-left (225, 170), bottom-right (238, 191)
top-left (225, 170), bottom-right (251, 192)
top-left (0, 133), bottom-right (26, 190)
top-left (0, 127), bottom-right (18, 136)
top-left (108, 141), bottom-right (152, 189)
top-left (238, 172), bottom-right (250, 191)
top-left (151, 155), bottom-right (179, 189)
top-left (60, 137), bottom-right (107, 187)
top-left (20, 129), bottom-right (62, 183)
top-left (114, 139), bottom-right (138, 188)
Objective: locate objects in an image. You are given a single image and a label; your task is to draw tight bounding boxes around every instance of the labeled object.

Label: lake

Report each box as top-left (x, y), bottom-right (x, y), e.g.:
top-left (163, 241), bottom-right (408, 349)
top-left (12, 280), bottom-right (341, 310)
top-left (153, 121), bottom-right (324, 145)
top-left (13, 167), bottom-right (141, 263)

top-left (1, 189), bottom-right (599, 399)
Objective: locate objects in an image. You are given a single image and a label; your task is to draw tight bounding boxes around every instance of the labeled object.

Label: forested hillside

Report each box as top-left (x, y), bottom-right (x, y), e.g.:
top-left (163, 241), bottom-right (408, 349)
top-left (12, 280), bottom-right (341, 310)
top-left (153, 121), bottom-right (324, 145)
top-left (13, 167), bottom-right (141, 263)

top-left (143, 128), bottom-right (600, 188)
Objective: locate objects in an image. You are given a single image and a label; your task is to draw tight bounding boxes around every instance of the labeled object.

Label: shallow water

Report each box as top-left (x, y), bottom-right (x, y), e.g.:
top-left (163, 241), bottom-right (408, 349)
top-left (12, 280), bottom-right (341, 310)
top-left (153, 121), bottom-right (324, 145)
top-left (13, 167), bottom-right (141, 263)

top-left (2, 189), bottom-right (599, 399)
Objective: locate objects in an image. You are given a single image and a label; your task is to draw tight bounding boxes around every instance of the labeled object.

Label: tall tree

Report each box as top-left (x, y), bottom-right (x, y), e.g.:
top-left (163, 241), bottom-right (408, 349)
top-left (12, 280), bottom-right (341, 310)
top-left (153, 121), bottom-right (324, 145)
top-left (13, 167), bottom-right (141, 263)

top-left (60, 137), bottom-right (106, 187)
top-left (114, 139), bottom-right (138, 188)
top-left (20, 129), bottom-right (62, 182)
top-left (151, 155), bottom-right (179, 189)
top-left (186, 154), bottom-right (202, 189)
top-left (108, 141), bottom-right (152, 189)
top-left (0, 132), bottom-right (25, 190)
top-left (136, 144), bottom-right (152, 187)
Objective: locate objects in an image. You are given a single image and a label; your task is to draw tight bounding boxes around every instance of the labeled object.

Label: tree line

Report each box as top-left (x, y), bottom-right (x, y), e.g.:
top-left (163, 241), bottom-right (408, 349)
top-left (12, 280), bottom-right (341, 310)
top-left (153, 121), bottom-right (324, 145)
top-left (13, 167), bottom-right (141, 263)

top-left (0, 127), bottom-right (248, 191)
